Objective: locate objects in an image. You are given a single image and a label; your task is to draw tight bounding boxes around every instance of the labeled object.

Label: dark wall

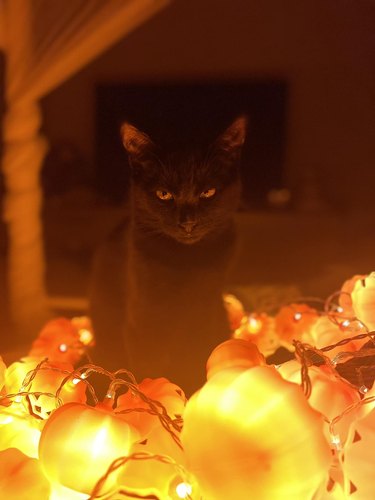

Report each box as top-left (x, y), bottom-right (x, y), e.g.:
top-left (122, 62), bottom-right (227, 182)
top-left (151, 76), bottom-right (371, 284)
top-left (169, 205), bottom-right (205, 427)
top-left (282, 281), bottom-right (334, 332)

top-left (41, 0), bottom-right (375, 211)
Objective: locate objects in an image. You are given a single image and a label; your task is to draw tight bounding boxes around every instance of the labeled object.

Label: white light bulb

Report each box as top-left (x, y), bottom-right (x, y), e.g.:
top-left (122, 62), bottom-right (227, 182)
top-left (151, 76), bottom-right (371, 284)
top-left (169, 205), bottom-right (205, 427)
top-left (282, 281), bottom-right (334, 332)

top-left (176, 482), bottom-right (192, 499)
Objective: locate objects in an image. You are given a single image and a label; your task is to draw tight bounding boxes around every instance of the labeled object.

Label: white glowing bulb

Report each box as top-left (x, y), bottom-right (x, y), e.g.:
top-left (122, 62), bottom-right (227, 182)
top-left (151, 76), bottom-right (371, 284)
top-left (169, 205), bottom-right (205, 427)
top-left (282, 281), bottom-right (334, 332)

top-left (341, 319), bottom-right (350, 328)
top-left (72, 378), bottom-right (81, 385)
top-left (176, 482), bottom-right (192, 499)
top-left (59, 343), bottom-right (68, 352)
top-left (331, 434), bottom-right (342, 450)
top-left (359, 385), bottom-right (369, 395)
top-left (294, 312), bottom-right (302, 321)
top-left (336, 306), bottom-right (344, 314)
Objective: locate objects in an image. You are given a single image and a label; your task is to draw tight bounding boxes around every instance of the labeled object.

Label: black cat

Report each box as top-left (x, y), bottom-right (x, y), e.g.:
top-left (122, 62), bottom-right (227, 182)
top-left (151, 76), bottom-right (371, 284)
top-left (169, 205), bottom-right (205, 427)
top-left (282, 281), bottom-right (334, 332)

top-left (90, 116), bottom-right (247, 395)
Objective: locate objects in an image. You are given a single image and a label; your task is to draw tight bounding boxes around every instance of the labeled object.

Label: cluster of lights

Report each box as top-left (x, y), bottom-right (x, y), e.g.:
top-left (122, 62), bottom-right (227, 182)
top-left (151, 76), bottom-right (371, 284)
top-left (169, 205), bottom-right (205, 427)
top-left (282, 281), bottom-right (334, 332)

top-left (1, 274), bottom-right (375, 498)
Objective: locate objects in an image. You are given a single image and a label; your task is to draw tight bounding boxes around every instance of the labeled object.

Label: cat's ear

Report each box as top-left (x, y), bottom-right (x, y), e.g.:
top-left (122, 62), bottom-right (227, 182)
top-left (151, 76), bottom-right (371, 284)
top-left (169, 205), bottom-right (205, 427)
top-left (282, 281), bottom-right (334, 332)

top-left (121, 122), bottom-right (155, 160)
top-left (214, 115), bottom-right (248, 157)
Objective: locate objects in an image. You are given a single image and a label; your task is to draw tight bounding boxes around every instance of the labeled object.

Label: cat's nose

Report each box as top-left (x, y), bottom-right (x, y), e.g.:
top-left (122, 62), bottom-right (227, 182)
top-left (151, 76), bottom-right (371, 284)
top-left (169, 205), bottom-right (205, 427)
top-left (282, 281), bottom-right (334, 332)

top-left (179, 221), bottom-right (197, 234)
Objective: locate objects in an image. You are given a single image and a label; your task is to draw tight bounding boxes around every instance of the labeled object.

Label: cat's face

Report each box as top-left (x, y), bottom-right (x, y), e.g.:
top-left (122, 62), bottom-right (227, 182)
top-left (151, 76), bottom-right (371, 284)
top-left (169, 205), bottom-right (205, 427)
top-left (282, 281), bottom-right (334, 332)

top-left (121, 117), bottom-right (247, 244)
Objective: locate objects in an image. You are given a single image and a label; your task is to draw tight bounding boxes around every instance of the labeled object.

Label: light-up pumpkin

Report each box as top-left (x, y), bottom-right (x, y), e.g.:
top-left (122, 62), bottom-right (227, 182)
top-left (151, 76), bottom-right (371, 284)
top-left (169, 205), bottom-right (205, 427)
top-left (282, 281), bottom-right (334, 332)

top-left (28, 317), bottom-right (92, 365)
top-left (275, 303), bottom-right (319, 345)
top-left (117, 425), bottom-right (190, 498)
top-left (4, 358), bottom-right (87, 418)
top-left (0, 448), bottom-right (50, 499)
top-left (206, 338), bottom-right (265, 379)
top-left (351, 272), bottom-right (375, 331)
top-left (181, 365), bottom-right (331, 500)
top-left (278, 360), bottom-right (361, 446)
top-left (339, 274), bottom-right (366, 316)
top-left (342, 406), bottom-right (375, 499)
top-left (0, 404), bottom-right (43, 458)
top-left (223, 293), bottom-right (246, 330)
top-left (233, 313), bottom-right (279, 357)
top-left (39, 402), bottom-right (139, 495)
top-left (115, 377), bottom-right (186, 438)
top-left (308, 316), bottom-right (360, 361)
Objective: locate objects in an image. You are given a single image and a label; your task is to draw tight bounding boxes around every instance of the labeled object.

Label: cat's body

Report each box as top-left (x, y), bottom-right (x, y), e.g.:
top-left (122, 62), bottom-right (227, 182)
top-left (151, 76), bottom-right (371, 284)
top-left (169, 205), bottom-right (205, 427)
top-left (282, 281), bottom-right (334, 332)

top-left (90, 117), bottom-right (246, 394)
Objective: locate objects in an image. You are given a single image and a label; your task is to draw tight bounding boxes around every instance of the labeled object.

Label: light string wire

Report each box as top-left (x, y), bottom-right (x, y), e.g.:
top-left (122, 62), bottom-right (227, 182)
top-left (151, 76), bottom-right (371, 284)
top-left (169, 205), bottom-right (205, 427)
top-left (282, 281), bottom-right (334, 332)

top-left (1, 359), bottom-right (184, 448)
top-left (1, 287), bottom-right (374, 497)
top-left (88, 452), bottom-right (193, 500)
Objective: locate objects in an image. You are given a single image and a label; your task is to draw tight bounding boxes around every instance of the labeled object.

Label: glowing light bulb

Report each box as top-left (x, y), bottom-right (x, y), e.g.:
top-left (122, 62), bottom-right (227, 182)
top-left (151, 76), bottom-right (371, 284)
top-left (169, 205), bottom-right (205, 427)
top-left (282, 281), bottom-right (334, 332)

top-left (247, 315), bottom-right (262, 334)
top-left (336, 306), bottom-right (344, 314)
top-left (359, 385), bottom-right (369, 395)
top-left (176, 482), bottom-right (192, 498)
top-left (341, 319), bottom-right (350, 329)
top-left (72, 370), bottom-right (88, 385)
top-left (59, 343), bottom-right (68, 353)
top-left (331, 434), bottom-right (342, 450)
top-left (78, 329), bottom-right (93, 346)
top-left (294, 312), bottom-right (302, 322)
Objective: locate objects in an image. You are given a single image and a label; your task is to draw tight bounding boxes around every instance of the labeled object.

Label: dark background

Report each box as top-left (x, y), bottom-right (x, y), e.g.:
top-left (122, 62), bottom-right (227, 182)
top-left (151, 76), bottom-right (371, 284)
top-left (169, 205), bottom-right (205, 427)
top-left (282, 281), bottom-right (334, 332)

top-left (94, 81), bottom-right (288, 206)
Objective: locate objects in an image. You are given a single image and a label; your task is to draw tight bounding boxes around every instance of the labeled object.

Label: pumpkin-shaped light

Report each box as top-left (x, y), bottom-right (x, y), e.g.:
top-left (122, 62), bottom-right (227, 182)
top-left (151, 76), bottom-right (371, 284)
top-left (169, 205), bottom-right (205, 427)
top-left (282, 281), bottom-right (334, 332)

top-left (339, 274), bottom-right (366, 316)
top-left (351, 272), bottom-right (375, 330)
top-left (278, 361), bottom-right (361, 447)
top-left (233, 313), bottom-right (279, 355)
top-left (0, 448), bottom-right (50, 499)
top-left (181, 366), bottom-right (331, 500)
top-left (5, 358), bottom-right (86, 418)
top-left (206, 338), bottom-right (265, 379)
top-left (0, 404), bottom-right (43, 458)
top-left (308, 316), bottom-right (360, 361)
top-left (115, 377), bottom-right (186, 438)
top-left (29, 317), bottom-right (90, 364)
top-left (117, 424), bottom-right (188, 498)
top-left (275, 303), bottom-right (318, 344)
top-left (342, 406), bottom-right (375, 498)
top-left (223, 293), bottom-right (245, 330)
top-left (39, 402), bottom-right (139, 494)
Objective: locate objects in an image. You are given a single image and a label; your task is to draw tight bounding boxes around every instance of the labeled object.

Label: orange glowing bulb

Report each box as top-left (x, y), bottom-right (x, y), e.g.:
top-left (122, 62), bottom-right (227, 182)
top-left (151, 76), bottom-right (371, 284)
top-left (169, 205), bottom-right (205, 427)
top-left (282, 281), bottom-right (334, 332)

top-left (182, 366), bottom-right (331, 500)
top-left (39, 402), bottom-right (139, 495)
top-left (0, 448), bottom-right (50, 499)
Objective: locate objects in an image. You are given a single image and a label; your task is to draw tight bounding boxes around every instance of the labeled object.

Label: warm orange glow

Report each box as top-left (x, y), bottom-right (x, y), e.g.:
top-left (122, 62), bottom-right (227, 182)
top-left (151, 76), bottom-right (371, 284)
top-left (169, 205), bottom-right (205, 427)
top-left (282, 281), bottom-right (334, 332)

top-left (0, 405), bottom-right (42, 458)
top-left (206, 338), bottom-right (265, 379)
top-left (28, 318), bottom-right (86, 364)
top-left (247, 314), bottom-right (264, 334)
top-left (117, 425), bottom-right (188, 498)
top-left (4, 358), bottom-right (87, 418)
top-left (279, 361), bottom-right (361, 446)
top-left (223, 293), bottom-right (245, 330)
top-left (115, 377), bottom-right (186, 438)
top-left (182, 366), bottom-right (332, 500)
top-left (0, 448), bottom-right (50, 499)
top-left (351, 272), bottom-right (375, 331)
top-left (339, 274), bottom-right (366, 316)
top-left (308, 316), bottom-right (360, 360)
top-left (342, 405), bottom-right (375, 497)
top-left (38, 402), bottom-right (139, 494)
top-left (275, 303), bottom-right (318, 344)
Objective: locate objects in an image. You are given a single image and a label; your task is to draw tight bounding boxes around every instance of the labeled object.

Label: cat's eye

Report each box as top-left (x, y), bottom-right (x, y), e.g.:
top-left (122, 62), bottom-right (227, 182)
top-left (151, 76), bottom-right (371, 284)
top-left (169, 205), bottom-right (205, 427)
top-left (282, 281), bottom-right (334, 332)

top-left (156, 190), bottom-right (174, 201)
top-left (200, 188), bottom-right (216, 199)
